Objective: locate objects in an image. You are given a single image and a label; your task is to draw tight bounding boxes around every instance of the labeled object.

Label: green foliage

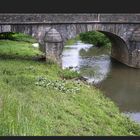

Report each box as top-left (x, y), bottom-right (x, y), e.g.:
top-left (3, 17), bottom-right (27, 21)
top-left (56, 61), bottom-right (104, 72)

top-left (0, 32), bottom-right (36, 43)
top-left (12, 32), bottom-right (37, 43)
top-left (79, 31), bottom-right (111, 48)
top-left (58, 68), bottom-right (81, 79)
top-left (0, 32), bottom-right (15, 40)
top-left (35, 76), bottom-right (80, 93)
top-left (65, 35), bottom-right (80, 46)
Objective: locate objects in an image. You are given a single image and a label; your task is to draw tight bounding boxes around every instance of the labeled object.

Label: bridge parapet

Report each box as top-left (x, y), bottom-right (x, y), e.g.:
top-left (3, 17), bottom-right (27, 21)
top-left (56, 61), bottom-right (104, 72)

top-left (0, 14), bottom-right (140, 24)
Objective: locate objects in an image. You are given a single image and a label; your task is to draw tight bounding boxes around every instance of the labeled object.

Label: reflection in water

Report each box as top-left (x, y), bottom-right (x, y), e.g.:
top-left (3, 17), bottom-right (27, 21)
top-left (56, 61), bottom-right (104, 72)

top-left (62, 41), bottom-right (111, 84)
top-left (100, 59), bottom-right (140, 122)
top-left (79, 55), bottom-right (111, 83)
top-left (125, 112), bottom-right (140, 123)
top-left (62, 41), bottom-right (140, 123)
top-left (62, 41), bottom-right (92, 69)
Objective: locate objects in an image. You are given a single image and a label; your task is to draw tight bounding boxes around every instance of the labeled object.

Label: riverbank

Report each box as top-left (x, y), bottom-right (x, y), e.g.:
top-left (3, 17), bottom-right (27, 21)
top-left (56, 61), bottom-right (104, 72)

top-left (0, 39), bottom-right (140, 136)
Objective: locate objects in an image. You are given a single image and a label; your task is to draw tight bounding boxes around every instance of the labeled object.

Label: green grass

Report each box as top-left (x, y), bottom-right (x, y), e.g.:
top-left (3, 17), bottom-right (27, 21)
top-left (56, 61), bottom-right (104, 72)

top-left (0, 32), bottom-right (37, 43)
top-left (0, 36), bottom-right (139, 136)
top-left (0, 40), bottom-right (43, 59)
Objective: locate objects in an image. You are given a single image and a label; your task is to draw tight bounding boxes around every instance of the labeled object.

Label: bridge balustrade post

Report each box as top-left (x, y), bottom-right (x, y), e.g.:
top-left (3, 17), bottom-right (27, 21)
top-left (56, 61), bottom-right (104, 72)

top-left (44, 28), bottom-right (63, 66)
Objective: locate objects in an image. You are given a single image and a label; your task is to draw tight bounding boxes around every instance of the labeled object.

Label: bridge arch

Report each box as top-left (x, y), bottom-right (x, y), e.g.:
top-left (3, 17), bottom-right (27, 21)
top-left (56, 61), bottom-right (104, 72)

top-left (97, 30), bottom-right (129, 65)
top-left (63, 29), bottom-right (130, 67)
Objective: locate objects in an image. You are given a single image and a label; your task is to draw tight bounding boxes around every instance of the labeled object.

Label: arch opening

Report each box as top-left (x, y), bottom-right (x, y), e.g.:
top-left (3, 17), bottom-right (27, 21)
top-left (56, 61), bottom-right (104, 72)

top-left (64, 30), bottom-right (129, 66)
top-left (62, 30), bottom-right (131, 76)
top-left (97, 30), bottom-right (129, 65)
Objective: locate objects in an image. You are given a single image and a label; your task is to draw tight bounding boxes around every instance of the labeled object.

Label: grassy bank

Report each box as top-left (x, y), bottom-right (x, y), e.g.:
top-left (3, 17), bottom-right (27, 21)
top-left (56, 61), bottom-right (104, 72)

top-left (0, 37), bottom-right (140, 135)
top-left (0, 40), bottom-right (42, 59)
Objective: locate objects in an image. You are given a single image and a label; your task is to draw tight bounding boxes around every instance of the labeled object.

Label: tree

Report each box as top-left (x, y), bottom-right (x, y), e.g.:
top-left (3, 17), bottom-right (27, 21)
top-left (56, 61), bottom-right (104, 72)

top-left (79, 31), bottom-right (111, 48)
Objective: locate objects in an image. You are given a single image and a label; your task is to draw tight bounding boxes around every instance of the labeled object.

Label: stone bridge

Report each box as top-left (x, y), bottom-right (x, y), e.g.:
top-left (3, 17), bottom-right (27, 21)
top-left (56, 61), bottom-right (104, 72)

top-left (0, 14), bottom-right (140, 68)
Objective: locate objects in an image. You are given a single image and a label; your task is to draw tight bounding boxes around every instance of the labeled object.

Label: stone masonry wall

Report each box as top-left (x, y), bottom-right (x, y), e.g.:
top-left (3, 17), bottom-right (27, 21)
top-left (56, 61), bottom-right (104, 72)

top-left (0, 14), bottom-right (140, 24)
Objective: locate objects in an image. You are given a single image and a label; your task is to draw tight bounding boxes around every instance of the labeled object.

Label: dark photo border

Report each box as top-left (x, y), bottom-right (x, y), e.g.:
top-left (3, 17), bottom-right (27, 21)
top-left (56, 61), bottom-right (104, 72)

top-left (0, 0), bottom-right (140, 13)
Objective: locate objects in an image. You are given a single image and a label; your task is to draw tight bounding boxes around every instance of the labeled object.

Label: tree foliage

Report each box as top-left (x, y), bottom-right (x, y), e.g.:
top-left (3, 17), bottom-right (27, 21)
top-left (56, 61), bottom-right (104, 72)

top-left (0, 32), bottom-right (15, 40)
top-left (79, 31), bottom-right (111, 48)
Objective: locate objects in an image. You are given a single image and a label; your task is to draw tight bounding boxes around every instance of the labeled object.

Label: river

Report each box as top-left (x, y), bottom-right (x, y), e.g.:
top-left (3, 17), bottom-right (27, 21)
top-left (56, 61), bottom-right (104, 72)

top-left (62, 41), bottom-right (140, 123)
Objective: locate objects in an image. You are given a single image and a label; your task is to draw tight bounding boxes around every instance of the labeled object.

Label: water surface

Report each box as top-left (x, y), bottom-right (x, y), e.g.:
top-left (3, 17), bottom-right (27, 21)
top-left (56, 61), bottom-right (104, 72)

top-left (62, 41), bottom-right (140, 123)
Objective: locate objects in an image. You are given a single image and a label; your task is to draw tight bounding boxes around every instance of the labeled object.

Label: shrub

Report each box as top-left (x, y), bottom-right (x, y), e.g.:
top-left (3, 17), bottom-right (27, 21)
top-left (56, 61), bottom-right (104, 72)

top-left (79, 31), bottom-right (111, 48)
top-left (12, 33), bottom-right (36, 43)
top-left (0, 32), bottom-right (15, 40)
top-left (0, 32), bottom-right (36, 43)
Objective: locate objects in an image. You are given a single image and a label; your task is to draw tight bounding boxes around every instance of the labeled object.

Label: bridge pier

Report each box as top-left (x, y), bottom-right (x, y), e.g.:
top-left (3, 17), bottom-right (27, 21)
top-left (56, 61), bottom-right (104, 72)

top-left (127, 29), bottom-right (140, 68)
top-left (44, 28), bottom-right (63, 66)
top-left (128, 41), bottom-right (140, 68)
